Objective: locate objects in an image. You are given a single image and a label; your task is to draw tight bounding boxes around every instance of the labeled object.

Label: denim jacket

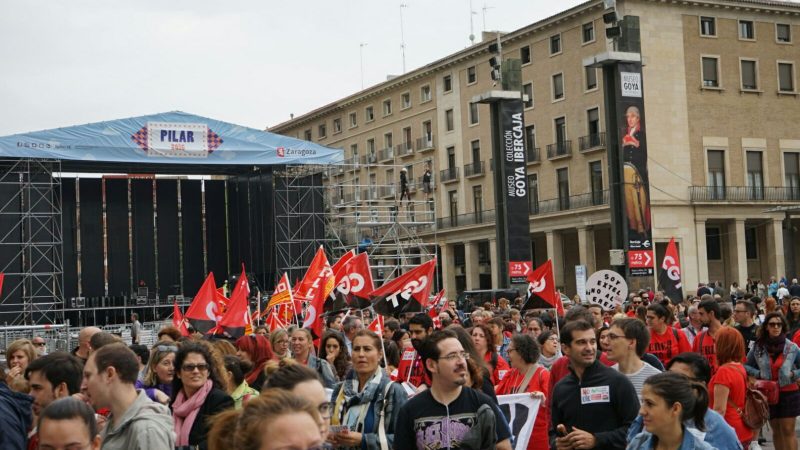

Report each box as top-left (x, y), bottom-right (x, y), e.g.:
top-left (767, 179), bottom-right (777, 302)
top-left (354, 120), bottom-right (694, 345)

top-left (744, 339), bottom-right (800, 387)
top-left (627, 409), bottom-right (740, 450)
top-left (627, 427), bottom-right (717, 450)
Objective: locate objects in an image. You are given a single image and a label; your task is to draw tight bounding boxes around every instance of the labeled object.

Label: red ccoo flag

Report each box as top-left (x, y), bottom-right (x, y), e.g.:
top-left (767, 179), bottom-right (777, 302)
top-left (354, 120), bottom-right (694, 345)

top-left (367, 314), bottom-right (385, 337)
top-left (428, 289), bottom-right (446, 329)
top-left (294, 247), bottom-right (331, 301)
top-left (521, 260), bottom-right (563, 316)
top-left (370, 258), bottom-right (436, 316)
top-left (185, 272), bottom-right (223, 334)
top-left (209, 267), bottom-right (253, 337)
top-left (331, 249), bottom-right (356, 276)
top-left (173, 301), bottom-right (189, 336)
top-left (332, 251), bottom-right (375, 309)
top-left (300, 248), bottom-right (335, 339)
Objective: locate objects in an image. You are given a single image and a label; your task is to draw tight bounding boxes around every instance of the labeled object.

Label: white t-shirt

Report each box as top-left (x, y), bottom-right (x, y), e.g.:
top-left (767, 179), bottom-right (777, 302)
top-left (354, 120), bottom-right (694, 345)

top-left (612, 361), bottom-right (662, 401)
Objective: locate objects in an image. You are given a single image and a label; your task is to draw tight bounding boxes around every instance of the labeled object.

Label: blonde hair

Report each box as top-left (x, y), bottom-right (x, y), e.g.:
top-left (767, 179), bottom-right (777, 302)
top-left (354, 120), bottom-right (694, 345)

top-left (6, 339), bottom-right (36, 367)
top-left (143, 341), bottom-right (178, 387)
top-left (211, 339), bottom-right (237, 357)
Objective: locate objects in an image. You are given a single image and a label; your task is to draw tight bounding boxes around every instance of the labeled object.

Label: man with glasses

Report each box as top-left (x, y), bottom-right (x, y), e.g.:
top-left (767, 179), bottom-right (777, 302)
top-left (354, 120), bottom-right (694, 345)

top-left (606, 318), bottom-right (661, 401)
top-left (733, 300), bottom-right (758, 354)
top-left (80, 343), bottom-right (174, 449)
top-left (394, 329), bottom-right (512, 450)
top-left (32, 336), bottom-right (47, 356)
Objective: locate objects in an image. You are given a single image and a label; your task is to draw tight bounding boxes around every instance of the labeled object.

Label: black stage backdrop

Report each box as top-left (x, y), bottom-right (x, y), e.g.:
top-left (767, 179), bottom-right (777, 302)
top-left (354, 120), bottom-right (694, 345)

top-left (204, 180), bottom-right (229, 283)
top-left (106, 179), bottom-right (130, 298)
top-left (181, 180), bottom-right (204, 296)
top-left (79, 179), bottom-right (104, 298)
top-left (156, 180), bottom-right (179, 297)
top-left (131, 180), bottom-right (156, 291)
top-left (61, 178), bottom-right (78, 301)
top-left (0, 177), bottom-right (22, 316)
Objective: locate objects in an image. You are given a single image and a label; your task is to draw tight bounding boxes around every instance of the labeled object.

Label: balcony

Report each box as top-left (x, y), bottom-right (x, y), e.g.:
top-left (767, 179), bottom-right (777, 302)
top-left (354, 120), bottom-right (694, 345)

top-left (378, 185), bottom-right (396, 199)
top-left (416, 135), bottom-right (435, 152)
top-left (464, 161), bottom-right (485, 178)
top-left (343, 156), bottom-right (360, 171)
top-left (689, 186), bottom-right (800, 202)
top-left (362, 152), bottom-right (378, 164)
top-left (378, 147), bottom-right (395, 162)
top-left (547, 141), bottom-right (572, 159)
top-left (536, 189), bottom-right (609, 214)
top-left (440, 167), bottom-right (460, 183)
top-left (579, 132), bottom-right (606, 152)
top-left (527, 147), bottom-right (541, 165)
top-left (396, 142), bottom-right (415, 158)
top-left (362, 187), bottom-right (379, 201)
top-left (437, 209), bottom-right (497, 230)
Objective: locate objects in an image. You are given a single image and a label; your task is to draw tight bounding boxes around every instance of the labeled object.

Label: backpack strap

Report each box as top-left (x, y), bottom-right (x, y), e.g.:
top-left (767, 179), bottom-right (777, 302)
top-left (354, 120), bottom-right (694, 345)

top-left (377, 381), bottom-right (394, 450)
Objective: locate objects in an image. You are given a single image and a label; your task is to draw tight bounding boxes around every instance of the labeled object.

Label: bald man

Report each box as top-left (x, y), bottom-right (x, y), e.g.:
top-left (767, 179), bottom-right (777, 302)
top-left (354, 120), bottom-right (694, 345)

top-left (71, 327), bottom-right (101, 362)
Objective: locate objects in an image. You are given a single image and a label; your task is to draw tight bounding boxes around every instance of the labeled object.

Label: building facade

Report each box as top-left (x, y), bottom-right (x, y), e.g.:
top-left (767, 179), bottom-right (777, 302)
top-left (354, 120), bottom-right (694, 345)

top-left (270, 0), bottom-right (800, 298)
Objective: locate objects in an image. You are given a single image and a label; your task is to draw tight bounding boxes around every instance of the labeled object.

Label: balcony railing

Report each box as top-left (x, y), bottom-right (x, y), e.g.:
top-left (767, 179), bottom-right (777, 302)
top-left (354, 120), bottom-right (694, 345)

top-left (579, 132), bottom-right (606, 152)
top-left (378, 147), bottom-right (394, 162)
top-left (378, 185), bottom-right (396, 199)
top-left (416, 135), bottom-right (435, 152)
top-left (362, 187), bottom-right (379, 201)
top-left (546, 141), bottom-right (572, 159)
top-left (464, 161), bottom-right (485, 178)
top-left (343, 156), bottom-right (360, 170)
top-left (527, 147), bottom-right (541, 164)
top-left (396, 142), bottom-right (414, 157)
top-left (440, 167), bottom-right (460, 183)
top-left (362, 153), bottom-right (378, 164)
top-left (437, 209), bottom-right (497, 230)
top-left (690, 186), bottom-right (800, 202)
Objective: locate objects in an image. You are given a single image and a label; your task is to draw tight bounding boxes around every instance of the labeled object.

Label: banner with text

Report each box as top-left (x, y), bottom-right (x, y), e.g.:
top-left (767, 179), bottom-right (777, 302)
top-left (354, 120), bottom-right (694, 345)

top-left (497, 393), bottom-right (541, 450)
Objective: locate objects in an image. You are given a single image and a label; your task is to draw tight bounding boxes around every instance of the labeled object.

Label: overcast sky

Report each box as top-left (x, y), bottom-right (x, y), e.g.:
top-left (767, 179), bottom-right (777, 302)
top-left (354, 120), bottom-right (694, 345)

top-left (0, 1), bottom-right (587, 136)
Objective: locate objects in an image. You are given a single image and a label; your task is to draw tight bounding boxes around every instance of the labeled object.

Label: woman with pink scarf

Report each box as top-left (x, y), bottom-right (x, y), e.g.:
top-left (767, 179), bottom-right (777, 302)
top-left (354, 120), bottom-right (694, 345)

top-left (170, 341), bottom-right (233, 450)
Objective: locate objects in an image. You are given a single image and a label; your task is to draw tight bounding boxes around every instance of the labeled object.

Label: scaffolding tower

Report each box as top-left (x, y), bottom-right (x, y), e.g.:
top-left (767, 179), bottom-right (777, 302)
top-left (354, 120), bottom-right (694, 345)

top-left (0, 159), bottom-right (64, 325)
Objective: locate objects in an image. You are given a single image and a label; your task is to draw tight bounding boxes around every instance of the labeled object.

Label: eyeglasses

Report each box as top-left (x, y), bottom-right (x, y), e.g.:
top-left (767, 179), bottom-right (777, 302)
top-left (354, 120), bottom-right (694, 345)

top-left (181, 363), bottom-right (209, 373)
top-left (767, 322), bottom-right (783, 328)
top-left (632, 301), bottom-right (642, 305)
top-left (438, 351), bottom-right (470, 361)
top-left (547, 336), bottom-right (559, 342)
top-left (33, 342), bottom-right (46, 347)
top-left (156, 345), bottom-right (178, 352)
top-left (318, 401), bottom-right (333, 419)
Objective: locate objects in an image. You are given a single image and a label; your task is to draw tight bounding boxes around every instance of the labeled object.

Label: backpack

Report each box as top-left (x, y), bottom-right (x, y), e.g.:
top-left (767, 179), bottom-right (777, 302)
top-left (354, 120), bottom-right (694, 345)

top-left (729, 364), bottom-right (770, 430)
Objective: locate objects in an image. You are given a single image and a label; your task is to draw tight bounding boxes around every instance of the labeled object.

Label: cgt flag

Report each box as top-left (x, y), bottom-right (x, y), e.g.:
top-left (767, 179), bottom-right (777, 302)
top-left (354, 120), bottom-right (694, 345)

top-left (521, 260), bottom-right (564, 316)
top-left (658, 237), bottom-right (683, 303)
top-left (300, 248), bottom-right (335, 339)
top-left (371, 258), bottom-right (436, 316)
top-left (185, 272), bottom-right (223, 334)
top-left (209, 267), bottom-right (253, 337)
top-left (173, 301), bottom-right (189, 336)
top-left (332, 251), bottom-right (375, 310)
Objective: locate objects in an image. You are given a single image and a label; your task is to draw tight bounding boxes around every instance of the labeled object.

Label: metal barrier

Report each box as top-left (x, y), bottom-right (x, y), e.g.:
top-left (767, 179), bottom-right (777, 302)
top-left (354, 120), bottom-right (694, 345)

top-left (1, 323), bottom-right (72, 355)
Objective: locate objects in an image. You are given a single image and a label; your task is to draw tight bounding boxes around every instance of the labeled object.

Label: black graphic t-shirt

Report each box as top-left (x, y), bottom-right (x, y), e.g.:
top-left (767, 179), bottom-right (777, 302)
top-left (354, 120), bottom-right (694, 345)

top-left (394, 387), bottom-right (511, 449)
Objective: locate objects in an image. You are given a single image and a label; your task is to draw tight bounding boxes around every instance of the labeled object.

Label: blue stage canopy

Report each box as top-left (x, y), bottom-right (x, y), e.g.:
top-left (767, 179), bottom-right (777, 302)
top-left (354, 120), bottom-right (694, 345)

top-left (0, 111), bottom-right (342, 166)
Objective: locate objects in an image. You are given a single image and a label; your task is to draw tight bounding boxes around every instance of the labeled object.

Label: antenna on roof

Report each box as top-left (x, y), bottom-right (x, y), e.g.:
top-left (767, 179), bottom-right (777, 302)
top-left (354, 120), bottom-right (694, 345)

top-left (400, 3), bottom-right (408, 73)
top-left (482, 3), bottom-right (494, 33)
top-left (469, 0), bottom-right (476, 45)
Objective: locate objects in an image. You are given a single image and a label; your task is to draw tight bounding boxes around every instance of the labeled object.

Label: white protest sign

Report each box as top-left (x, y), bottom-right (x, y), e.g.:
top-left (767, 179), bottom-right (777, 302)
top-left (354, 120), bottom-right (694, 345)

top-left (585, 270), bottom-right (628, 311)
top-left (497, 393), bottom-right (541, 450)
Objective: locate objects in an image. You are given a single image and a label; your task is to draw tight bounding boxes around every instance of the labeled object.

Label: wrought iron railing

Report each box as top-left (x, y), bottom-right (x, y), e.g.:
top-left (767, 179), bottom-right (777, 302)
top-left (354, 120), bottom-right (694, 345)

top-left (464, 161), bottom-right (485, 177)
top-left (690, 186), bottom-right (800, 202)
top-left (440, 167), bottom-right (459, 183)
top-left (579, 132), bottom-right (606, 151)
top-left (416, 135), bottom-right (435, 151)
top-left (546, 141), bottom-right (572, 159)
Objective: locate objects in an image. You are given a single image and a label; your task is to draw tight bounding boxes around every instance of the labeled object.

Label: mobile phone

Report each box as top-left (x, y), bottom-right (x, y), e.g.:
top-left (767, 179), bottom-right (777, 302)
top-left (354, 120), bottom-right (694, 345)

top-left (556, 424), bottom-right (571, 437)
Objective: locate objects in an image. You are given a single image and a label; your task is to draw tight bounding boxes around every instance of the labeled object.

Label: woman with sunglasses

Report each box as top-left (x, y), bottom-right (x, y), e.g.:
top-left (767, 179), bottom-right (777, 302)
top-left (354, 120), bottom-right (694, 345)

top-left (235, 334), bottom-right (273, 392)
top-left (744, 312), bottom-right (800, 450)
top-left (136, 341), bottom-right (178, 404)
top-left (330, 330), bottom-right (408, 449)
top-left (171, 341), bottom-right (234, 450)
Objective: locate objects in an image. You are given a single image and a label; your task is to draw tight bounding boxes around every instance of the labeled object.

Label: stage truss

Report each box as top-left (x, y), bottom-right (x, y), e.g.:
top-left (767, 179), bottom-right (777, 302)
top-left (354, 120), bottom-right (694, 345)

top-left (0, 158), bottom-right (64, 325)
top-left (274, 159), bottom-right (439, 286)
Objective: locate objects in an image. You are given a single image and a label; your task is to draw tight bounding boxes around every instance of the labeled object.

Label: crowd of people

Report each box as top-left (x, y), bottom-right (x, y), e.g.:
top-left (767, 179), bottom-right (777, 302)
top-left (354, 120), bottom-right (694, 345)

top-left (1, 288), bottom-right (800, 450)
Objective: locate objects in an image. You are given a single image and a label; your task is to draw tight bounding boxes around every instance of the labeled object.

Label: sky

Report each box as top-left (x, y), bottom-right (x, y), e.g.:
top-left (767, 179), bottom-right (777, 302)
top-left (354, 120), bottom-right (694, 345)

top-left (0, 1), bottom-right (586, 136)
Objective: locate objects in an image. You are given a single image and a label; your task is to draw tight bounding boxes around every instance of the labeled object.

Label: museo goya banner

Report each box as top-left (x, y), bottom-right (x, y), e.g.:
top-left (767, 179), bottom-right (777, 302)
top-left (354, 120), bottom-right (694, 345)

top-left (616, 62), bottom-right (654, 277)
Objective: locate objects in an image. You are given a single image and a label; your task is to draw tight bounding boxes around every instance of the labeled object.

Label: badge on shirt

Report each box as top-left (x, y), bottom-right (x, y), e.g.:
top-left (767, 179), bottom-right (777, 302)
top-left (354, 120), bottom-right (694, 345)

top-left (580, 386), bottom-right (610, 404)
top-left (498, 370), bottom-right (508, 381)
top-left (402, 350), bottom-right (416, 361)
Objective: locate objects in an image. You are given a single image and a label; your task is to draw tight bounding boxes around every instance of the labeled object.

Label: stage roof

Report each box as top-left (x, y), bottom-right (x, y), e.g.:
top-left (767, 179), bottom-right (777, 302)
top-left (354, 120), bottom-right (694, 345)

top-left (0, 111), bottom-right (343, 172)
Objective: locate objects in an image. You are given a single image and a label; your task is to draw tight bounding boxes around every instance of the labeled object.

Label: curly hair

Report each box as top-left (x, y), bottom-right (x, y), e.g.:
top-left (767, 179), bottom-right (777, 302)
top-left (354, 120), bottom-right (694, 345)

top-left (171, 340), bottom-right (226, 401)
top-left (318, 331), bottom-right (351, 379)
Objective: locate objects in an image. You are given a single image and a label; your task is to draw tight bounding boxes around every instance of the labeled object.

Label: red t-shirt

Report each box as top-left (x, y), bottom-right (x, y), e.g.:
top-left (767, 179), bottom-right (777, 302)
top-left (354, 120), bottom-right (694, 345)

top-left (692, 330), bottom-right (718, 374)
top-left (709, 363), bottom-right (754, 444)
top-left (648, 327), bottom-right (692, 366)
top-left (496, 366), bottom-right (551, 450)
top-left (393, 347), bottom-right (431, 387)
top-left (484, 351), bottom-right (511, 384)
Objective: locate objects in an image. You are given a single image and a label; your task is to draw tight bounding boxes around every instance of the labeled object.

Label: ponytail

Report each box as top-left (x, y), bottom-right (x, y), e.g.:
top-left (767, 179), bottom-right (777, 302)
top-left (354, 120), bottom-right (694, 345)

top-left (689, 380), bottom-right (709, 431)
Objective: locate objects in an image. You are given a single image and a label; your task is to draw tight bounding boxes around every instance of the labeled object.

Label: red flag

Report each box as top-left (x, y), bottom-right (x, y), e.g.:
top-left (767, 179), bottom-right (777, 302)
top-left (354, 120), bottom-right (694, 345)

top-left (266, 273), bottom-right (294, 312)
top-left (294, 247), bottom-right (331, 301)
top-left (173, 301), bottom-right (189, 336)
top-left (522, 260), bottom-right (563, 316)
top-left (431, 289), bottom-right (446, 309)
top-left (331, 249), bottom-right (356, 276)
top-left (367, 314), bottom-right (385, 337)
top-left (300, 247), bottom-right (335, 339)
top-left (0, 272), bottom-right (5, 297)
top-left (429, 304), bottom-right (441, 329)
top-left (185, 273), bottom-right (223, 334)
top-left (332, 252), bottom-right (375, 308)
top-left (370, 258), bottom-right (436, 316)
top-left (265, 309), bottom-right (288, 332)
top-left (210, 267), bottom-right (253, 337)
top-left (658, 237), bottom-right (684, 303)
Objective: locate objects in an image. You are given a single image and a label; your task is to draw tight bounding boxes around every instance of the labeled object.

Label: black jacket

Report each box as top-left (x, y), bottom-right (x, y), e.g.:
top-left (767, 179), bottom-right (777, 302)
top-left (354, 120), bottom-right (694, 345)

top-left (549, 360), bottom-right (639, 450)
top-left (179, 388), bottom-right (234, 450)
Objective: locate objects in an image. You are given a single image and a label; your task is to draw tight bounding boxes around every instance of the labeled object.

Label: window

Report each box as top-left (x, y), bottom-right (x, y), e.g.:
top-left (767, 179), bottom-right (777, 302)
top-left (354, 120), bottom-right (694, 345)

top-left (350, 144), bottom-right (358, 159)
top-left (523, 83), bottom-right (534, 108)
top-left (582, 22), bottom-right (595, 43)
top-left (471, 140), bottom-right (480, 164)
top-left (739, 20), bottom-right (755, 40)
top-left (525, 125), bottom-right (536, 152)
top-left (590, 161), bottom-right (603, 205)
top-left (746, 151), bottom-right (764, 199)
top-left (447, 146), bottom-right (456, 170)
top-left (550, 34), bottom-right (561, 54)
top-left (467, 66), bottom-right (477, 84)
top-left (333, 118), bottom-right (342, 134)
top-left (365, 106), bottom-right (374, 122)
top-left (423, 120), bottom-right (433, 143)
top-left (443, 75), bottom-right (452, 92)
top-left (401, 92), bottom-right (411, 109)
top-left (384, 132), bottom-right (393, 149)
top-left (707, 150), bottom-right (725, 199)
top-left (554, 117), bottom-right (566, 147)
top-left (585, 67), bottom-right (597, 90)
top-left (367, 139), bottom-right (376, 161)
top-left (785, 152), bottom-right (800, 199)
top-left (349, 112), bottom-right (357, 128)
top-left (740, 59), bottom-right (758, 90)
top-left (421, 85), bottom-right (432, 102)
top-left (557, 168), bottom-right (570, 210)
top-left (700, 16), bottom-right (716, 37)
top-left (745, 227), bottom-right (758, 259)
top-left (702, 57), bottom-right (719, 87)
top-left (403, 126), bottom-right (412, 147)
top-left (520, 46), bottom-right (531, 64)
top-left (473, 186), bottom-right (483, 217)
top-left (528, 174), bottom-right (539, 213)
top-left (552, 73), bottom-right (564, 100)
top-left (706, 227), bottom-right (722, 260)
top-left (445, 109), bottom-right (454, 131)
top-left (318, 123), bottom-right (327, 139)
top-left (469, 103), bottom-right (479, 125)
top-left (304, 129), bottom-right (312, 141)
top-left (449, 190), bottom-right (458, 220)
top-left (383, 99), bottom-right (392, 116)
top-left (777, 24), bottom-right (792, 43)
top-left (587, 108), bottom-right (600, 140)
top-left (779, 62), bottom-right (795, 92)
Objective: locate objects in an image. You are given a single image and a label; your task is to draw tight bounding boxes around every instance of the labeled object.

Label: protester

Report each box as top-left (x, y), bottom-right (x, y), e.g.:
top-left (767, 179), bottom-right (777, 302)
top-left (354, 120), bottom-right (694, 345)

top-left (693, 299), bottom-right (725, 373)
top-left (31, 336), bottom-right (47, 356)
top-left (527, 317), bottom-right (544, 339)
top-left (709, 327), bottom-right (753, 449)
top-left (80, 342), bottom-right (174, 449)
top-left (130, 313), bottom-right (141, 344)
top-left (786, 297), bottom-right (800, 336)
top-left (471, 323), bottom-right (510, 384)
top-left (329, 330), bottom-right (408, 449)
top-left (290, 328), bottom-right (338, 388)
top-left (170, 341), bottom-right (233, 450)
top-left (137, 341), bottom-right (177, 404)
top-left (606, 318), bottom-right (661, 400)
top-left (320, 330), bottom-right (352, 380)
top-left (391, 329), bottom-right (411, 352)
top-left (270, 328), bottom-right (291, 360)
top-left (24, 351), bottom-right (84, 448)
top-left (495, 334), bottom-right (550, 450)
top-left (157, 325), bottom-right (183, 343)
top-left (744, 312), bottom-right (800, 450)
top-left (394, 329), bottom-right (513, 449)
top-left (537, 331), bottom-right (561, 369)
top-left (0, 377), bottom-right (32, 450)
top-left (734, 300), bottom-right (759, 354)
top-left (342, 316), bottom-right (364, 355)
top-left (235, 334), bottom-right (273, 391)
top-left (646, 303), bottom-right (691, 367)
top-left (222, 355), bottom-right (259, 409)
top-left (264, 363), bottom-right (332, 438)
top-left (4, 339), bottom-right (37, 393)
top-left (326, 313), bottom-right (344, 332)
top-left (597, 325), bottom-right (612, 352)
top-left (395, 313), bottom-right (433, 388)
top-left (208, 389), bottom-right (324, 450)
top-left (549, 320), bottom-right (639, 450)
top-left (36, 397), bottom-right (100, 450)
top-left (88, 332), bottom-right (121, 353)
top-left (488, 317), bottom-right (512, 360)
top-left (627, 372), bottom-right (714, 450)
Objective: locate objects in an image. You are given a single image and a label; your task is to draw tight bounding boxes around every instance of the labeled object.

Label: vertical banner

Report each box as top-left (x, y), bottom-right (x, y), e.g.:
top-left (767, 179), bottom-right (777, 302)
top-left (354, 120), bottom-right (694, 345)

top-left (575, 265), bottom-right (587, 301)
top-left (499, 99), bottom-right (532, 284)
top-left (658, 237), bottom-right (683, 303)
top-left (615, 62), bottom-right (653, 277)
